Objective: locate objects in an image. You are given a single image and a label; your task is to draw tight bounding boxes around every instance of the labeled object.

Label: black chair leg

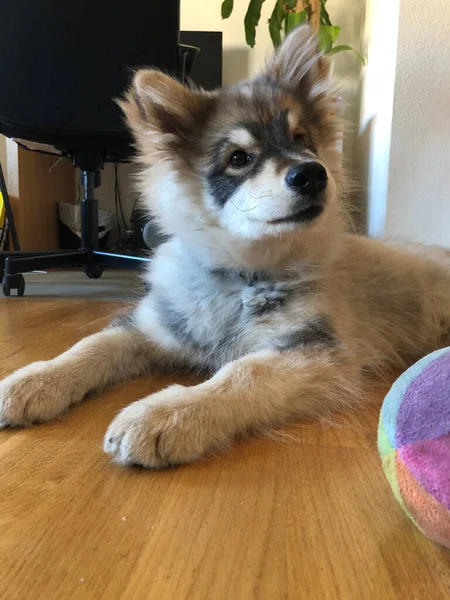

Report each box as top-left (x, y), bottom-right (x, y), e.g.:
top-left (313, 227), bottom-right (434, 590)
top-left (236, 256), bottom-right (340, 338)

top-left (4, 250), bottom-right (88, 275)
top-left (0, 250), bottom-right (78, 271)
top-left (2, 250), bottom-right (88, 296)
top-left (93, 250), bottom-right (150, 270)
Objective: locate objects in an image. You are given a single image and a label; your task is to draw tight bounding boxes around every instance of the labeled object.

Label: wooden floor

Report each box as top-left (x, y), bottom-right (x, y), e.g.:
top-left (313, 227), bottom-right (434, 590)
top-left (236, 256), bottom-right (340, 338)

top-left (0, 297), bottom-right (449, 600)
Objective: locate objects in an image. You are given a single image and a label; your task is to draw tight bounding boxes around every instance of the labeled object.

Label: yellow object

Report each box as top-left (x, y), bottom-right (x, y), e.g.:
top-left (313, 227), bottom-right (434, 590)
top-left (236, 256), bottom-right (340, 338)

top-left (0, 190), bottom-right (5, 229)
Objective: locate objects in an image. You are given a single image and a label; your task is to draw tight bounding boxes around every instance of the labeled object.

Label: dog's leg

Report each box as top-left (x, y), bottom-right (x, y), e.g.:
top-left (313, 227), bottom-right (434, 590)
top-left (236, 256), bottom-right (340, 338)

top-left (104, 349), bottom-right (360, 468)
top-left (0, 327), bottom-right (157, 427)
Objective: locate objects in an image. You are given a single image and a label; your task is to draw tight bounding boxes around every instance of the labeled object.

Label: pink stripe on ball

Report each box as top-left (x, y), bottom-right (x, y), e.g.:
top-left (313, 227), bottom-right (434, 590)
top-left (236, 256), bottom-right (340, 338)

top-left (399, 434), bottom-right (450, 510)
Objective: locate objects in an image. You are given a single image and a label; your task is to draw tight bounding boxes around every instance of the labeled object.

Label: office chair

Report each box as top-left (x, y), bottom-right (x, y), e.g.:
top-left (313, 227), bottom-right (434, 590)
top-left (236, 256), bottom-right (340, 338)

top-left (0, 0), bottom-right (197, 296)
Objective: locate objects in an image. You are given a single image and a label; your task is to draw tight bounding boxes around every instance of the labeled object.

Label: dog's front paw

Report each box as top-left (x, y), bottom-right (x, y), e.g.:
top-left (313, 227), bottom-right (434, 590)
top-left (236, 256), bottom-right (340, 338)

top-left (0, 362), bottom-right (71, 427)
top-left (104, 385), bottom-right (227, 468)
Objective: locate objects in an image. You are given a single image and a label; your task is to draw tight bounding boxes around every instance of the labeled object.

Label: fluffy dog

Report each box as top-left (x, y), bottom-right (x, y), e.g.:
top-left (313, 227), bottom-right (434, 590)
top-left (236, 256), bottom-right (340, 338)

top-left (1, 26), bottom-right (449, 468)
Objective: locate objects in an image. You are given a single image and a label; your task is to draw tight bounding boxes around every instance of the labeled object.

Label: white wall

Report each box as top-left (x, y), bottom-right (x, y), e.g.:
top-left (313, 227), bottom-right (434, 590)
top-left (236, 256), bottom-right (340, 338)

top-left (361, 0), bottom-right (450, 247)
top-left (385, 0), bottom-right (450, 246)
top-left (358, 0), bottom-right (400, 237)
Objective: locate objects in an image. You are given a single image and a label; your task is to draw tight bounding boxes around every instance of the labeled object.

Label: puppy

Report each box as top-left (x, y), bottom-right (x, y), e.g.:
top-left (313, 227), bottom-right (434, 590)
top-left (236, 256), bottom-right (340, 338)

top-left (1, 26), bottom-right (450, 468)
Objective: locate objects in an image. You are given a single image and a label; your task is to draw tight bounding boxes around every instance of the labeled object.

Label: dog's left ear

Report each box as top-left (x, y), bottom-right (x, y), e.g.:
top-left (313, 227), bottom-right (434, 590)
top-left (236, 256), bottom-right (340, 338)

top-left (119, 70), bottom-right (212, 159)
top-left (263, 25), bottom-right (332, 106)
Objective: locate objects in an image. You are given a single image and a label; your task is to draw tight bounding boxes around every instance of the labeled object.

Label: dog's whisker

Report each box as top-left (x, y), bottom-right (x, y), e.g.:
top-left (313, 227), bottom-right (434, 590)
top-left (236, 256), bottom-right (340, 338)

top-left (249, 187), bottom-right (273, 200)
top-left (230, 198), bottom-right (259, 213)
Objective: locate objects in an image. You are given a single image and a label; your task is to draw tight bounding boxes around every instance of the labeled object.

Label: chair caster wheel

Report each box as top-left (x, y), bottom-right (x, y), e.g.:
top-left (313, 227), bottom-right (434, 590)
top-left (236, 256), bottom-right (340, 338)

top-left (2, 274), bottom-right (25, 297)
top-left (84, 264), bottom-right (103, 279)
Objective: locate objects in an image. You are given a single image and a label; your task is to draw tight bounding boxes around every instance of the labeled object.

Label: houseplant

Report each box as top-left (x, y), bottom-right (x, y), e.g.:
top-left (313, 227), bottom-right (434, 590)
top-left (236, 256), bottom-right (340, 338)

top-left (221, 0), bottom-right (364, 62)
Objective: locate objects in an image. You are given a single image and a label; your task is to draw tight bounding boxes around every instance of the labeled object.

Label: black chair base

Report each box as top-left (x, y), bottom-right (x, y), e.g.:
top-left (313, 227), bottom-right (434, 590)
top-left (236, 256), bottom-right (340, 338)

top-left (0, 249), bottom-right (151, 296)
top-left (0, 154), bottom-right (151, 297)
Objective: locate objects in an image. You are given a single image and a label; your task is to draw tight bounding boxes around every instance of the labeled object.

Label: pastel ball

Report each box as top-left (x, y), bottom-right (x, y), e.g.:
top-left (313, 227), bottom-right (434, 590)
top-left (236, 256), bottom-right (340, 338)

top-left (378, 347), bottom-right (450, 548)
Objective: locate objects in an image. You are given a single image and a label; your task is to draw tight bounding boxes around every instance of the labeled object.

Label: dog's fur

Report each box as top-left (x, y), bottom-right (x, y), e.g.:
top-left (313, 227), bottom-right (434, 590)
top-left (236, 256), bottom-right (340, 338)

top-left (1, 27), bottom-right (450, 468)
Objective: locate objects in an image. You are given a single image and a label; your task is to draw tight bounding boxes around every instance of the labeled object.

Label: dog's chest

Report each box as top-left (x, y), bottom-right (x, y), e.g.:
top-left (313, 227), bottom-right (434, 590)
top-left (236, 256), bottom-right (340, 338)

top-left (156, 267), bottom-right (313, 368)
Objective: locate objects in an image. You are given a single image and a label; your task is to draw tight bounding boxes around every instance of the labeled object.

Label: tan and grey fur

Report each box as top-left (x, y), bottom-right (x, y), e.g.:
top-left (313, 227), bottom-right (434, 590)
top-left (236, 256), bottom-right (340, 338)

top-left (1, 27), bottom-right (450, 468)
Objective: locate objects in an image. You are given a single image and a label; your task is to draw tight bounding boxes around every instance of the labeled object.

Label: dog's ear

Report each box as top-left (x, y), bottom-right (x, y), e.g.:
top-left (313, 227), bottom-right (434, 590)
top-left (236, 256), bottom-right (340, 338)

top-left (119, 69), bottom-right (212, 159)
top-left (263, 25), bottom-right (332, 105)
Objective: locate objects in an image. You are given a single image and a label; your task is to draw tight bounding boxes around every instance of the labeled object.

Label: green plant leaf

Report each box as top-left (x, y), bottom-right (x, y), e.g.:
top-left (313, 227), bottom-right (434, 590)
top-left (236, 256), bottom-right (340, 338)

top-left (285, 0), bottom-right (297, 8)
top-left (268, 0), bottom-right (286, 48)
top-left (318, 25), bottom-right (340, 53)
top-left (244, 0), bottom-right (266, 48)
top-left (285, 10), bottom-right (307, 36)
top-left (221, 0), bottom-right (234, 19)
top-left (320, 1), bottom-right (332, 27)
top-left (318, 29), bottom-right (332, 53)
top-left (327, 44), bottom-right (366, 65)
top-left (322, 25), bottom-right (340, 43)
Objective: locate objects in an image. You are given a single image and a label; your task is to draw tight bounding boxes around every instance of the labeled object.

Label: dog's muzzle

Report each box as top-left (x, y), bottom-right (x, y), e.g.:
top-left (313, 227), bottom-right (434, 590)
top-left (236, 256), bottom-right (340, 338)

top-left (269, 162), bottom-right (328, 224)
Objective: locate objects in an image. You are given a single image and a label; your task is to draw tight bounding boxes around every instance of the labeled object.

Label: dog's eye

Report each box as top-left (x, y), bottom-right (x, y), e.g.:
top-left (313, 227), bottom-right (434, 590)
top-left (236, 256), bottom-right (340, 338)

top-left (229, 150), bottom-right (251, 168)
top-left (294, 133), bottom-right (305, 143)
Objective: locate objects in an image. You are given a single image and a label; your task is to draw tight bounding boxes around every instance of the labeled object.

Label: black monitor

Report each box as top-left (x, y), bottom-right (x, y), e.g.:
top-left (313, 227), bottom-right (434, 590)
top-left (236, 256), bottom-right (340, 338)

top-left (180, 31), bottom-right (222, 90)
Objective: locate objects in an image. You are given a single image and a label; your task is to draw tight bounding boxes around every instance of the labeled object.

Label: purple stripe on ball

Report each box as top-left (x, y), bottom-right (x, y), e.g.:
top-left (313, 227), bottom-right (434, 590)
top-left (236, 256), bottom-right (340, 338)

top-left (396, 353), bottom-right (450, 448)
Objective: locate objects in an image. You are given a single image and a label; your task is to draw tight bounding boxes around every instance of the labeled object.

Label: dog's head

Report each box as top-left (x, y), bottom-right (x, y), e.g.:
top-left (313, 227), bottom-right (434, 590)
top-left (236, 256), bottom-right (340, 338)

top-left (120, 26), bottom-right (347, 270)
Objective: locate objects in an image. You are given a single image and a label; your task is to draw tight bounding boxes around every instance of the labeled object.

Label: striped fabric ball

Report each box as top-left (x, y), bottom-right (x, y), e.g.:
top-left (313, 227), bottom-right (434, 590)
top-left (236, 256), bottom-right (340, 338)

top-left (378, 347), bottom-right (450, 547)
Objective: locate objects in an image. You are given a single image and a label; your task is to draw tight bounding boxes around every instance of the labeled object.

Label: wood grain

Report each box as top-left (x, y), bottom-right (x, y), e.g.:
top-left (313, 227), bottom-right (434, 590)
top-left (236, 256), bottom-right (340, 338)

top-left (6, 139), bottom-right (74, 251)
top-left (0, 298), bottom-right (449, 599)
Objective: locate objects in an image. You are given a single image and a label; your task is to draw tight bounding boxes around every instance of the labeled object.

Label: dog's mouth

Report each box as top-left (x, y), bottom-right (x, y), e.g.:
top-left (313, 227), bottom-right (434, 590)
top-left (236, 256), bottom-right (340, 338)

top-left (267, 205), bottom-right (324, 225)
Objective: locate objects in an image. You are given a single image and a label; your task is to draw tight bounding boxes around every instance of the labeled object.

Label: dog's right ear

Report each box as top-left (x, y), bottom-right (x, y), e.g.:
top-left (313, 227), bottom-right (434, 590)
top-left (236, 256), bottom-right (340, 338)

top-left (119, 69), bottom-right (212, 159)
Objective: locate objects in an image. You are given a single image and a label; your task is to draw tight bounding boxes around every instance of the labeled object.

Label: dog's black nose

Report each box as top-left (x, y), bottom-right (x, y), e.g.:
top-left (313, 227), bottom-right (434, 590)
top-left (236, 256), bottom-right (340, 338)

top-left (286, 162), bottom-right (328, 195)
